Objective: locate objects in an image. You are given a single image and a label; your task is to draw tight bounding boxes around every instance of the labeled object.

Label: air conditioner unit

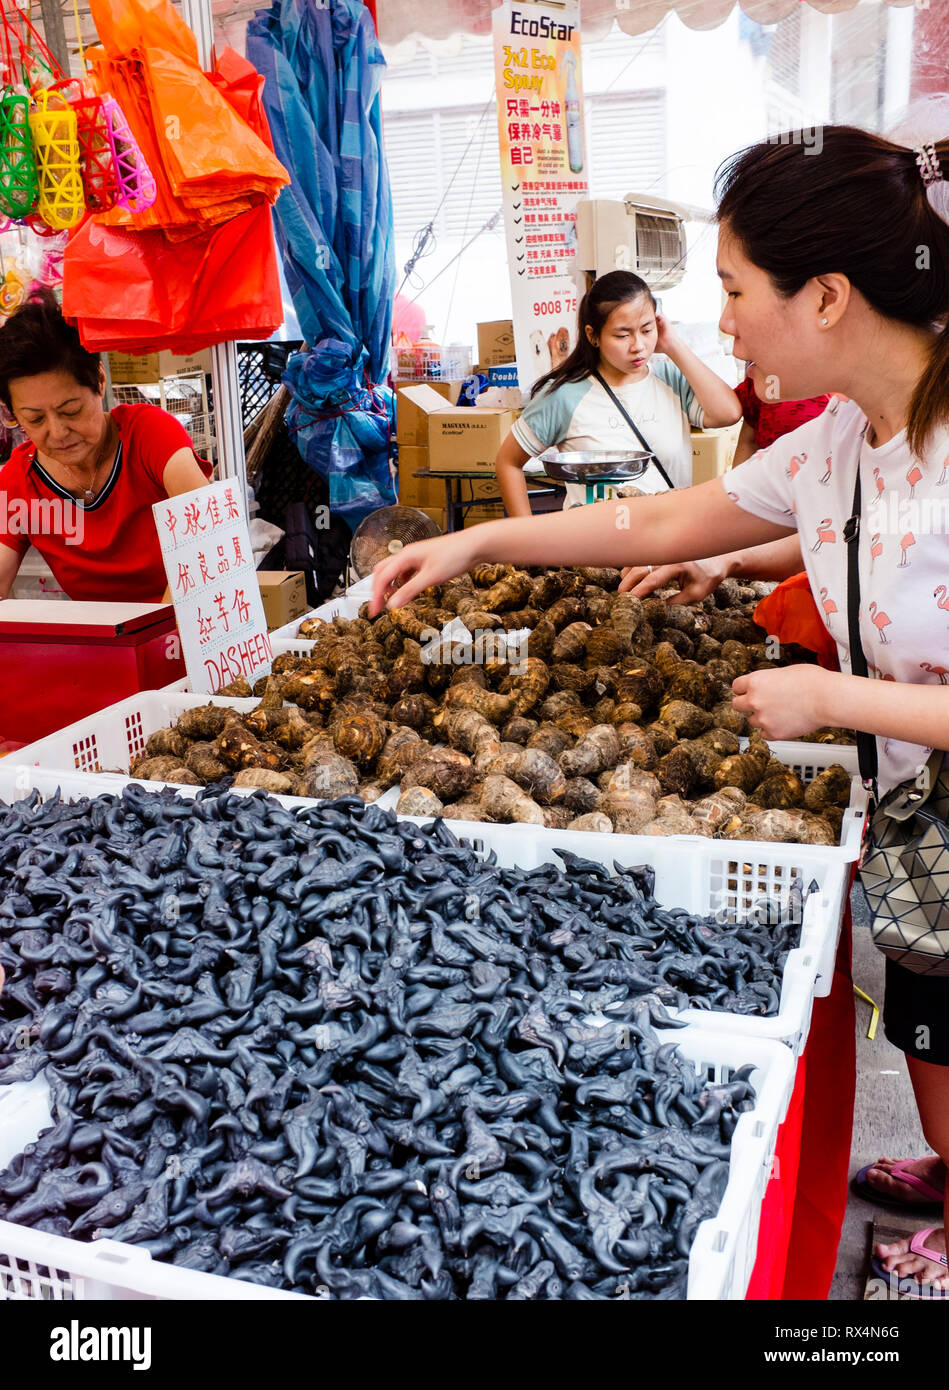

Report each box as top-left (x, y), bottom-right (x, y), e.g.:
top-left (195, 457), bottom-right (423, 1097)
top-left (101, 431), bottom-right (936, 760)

top-left (575, 193), bottom-right (697, 291)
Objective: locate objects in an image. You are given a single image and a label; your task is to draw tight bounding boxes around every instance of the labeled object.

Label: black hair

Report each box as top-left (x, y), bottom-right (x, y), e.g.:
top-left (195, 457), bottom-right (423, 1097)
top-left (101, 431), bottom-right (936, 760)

top-left (0, 287), bottom-right (102, 410)
top-left (715, 126), bottom-right (949, 456)
top-left (530, 270), bottom-right (657, 398)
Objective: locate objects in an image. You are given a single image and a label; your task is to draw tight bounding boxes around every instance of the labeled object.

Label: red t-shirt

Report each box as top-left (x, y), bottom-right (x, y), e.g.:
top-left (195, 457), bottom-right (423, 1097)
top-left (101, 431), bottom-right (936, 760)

top-left (735, 375), bottom-right (831, 451)
top-left (0, 404), bottom-right (212, 601)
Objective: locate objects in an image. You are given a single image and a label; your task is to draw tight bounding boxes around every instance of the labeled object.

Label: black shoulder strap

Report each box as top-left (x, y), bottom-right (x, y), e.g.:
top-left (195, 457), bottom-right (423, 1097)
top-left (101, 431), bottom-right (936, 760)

top-left (843, 466), bottom-right (879, 804)
top-left (592, 369), bottom-right (675, 489)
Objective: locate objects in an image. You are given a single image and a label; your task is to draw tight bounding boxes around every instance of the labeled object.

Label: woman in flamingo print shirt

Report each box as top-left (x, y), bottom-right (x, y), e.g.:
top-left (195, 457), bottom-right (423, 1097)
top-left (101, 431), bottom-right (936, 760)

top-left (373, 119), bottom-right (949, 1294)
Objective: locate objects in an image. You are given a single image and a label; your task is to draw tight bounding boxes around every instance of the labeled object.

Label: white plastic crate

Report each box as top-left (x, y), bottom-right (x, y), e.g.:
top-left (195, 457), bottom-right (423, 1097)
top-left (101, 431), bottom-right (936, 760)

top-left (269, 594), bottom-right (364, 642)
top-left (0, 1028), bottom-right (790, 1302)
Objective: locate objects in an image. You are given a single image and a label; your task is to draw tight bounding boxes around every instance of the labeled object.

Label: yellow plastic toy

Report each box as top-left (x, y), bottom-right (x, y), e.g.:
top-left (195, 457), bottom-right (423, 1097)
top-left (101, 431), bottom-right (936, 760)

top-left (0, 266), bottom-right (25, 317)
top-left (28, 88), bottom-right (85, 230)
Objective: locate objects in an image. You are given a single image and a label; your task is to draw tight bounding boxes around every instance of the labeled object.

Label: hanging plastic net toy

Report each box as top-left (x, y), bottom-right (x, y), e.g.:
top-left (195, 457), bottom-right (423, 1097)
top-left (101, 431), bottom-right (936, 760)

top-left (0, 89), bottom-right (38, 218)
top-left (101, 94), bottom-right (156, 214)
top-left (28, 88), bottom-right (85, 230)
top-left (53, 81), bottom-right (117, 213)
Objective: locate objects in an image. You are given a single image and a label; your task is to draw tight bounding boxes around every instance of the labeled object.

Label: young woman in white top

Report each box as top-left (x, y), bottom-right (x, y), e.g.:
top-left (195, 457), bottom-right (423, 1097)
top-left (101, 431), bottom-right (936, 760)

top-left (494, 270), bottom-right (742, 517)
top-left (374, 123), bottom-right (949, 1293)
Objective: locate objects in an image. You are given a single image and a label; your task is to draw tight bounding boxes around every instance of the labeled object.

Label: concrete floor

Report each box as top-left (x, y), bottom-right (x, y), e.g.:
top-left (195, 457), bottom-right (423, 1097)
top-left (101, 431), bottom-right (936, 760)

top-left (828, 881), bottom-right (935, 1300)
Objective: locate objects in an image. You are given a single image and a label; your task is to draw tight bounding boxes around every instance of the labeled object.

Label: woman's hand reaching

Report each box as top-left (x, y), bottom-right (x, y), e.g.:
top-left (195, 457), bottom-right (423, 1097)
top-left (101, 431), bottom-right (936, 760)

top-left (370, 531), bottom-right (481, 615)
top-left (618, 556), bottom-right (732, 604)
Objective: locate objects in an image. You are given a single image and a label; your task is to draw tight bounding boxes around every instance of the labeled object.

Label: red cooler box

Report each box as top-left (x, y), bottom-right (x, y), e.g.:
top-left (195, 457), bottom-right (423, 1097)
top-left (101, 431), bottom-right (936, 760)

top-left (0, 601), bottom-right (185, 749)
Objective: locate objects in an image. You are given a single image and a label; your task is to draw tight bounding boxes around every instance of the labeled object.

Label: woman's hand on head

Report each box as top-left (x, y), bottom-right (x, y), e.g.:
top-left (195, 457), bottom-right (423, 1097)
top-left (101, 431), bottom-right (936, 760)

top-left (370, 532), bottom-right (480, 615)
top-left (618, 557), bottom-right (729, 604)
top-left (653, 313), bottom-right (679, 358)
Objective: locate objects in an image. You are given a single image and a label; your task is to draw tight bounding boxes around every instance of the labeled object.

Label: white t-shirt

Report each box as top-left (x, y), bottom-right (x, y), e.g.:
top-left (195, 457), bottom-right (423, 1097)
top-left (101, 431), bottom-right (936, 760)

top-left (512, 361), bottom-right (704, 504)
top-left (727, 396), bottom-right (949, 794)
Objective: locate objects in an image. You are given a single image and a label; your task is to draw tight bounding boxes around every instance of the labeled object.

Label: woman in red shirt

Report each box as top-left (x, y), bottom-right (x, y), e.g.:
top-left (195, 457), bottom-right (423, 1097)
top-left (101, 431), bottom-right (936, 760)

top-left (0, 291), bottom-right (212, 601)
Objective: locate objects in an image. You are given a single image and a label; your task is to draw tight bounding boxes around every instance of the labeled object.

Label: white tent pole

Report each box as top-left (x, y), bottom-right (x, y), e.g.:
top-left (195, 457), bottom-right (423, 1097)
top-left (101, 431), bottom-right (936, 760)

top-left (180, 0), bottom-right (248, 501)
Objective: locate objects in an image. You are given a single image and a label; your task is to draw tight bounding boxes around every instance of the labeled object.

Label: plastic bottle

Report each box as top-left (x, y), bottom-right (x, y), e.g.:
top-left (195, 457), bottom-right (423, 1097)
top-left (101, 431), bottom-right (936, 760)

top-left (560, 52), bottom-right (584, 175)
top-left (414, 325), bottom-right (441, 379)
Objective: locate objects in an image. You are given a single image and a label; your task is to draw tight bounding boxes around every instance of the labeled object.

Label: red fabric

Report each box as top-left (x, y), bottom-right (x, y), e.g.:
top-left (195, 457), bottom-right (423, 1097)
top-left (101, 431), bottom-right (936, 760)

top-left (735, 375), bottom-right (831, 452)
top-left (0, 404), bottom-right (211, 601)
top-left (754, 572), bottom-right (840, 670)
top-left (745, 1051), bottom-right (807, 1299)
top-left (781, 903), bottom-right (856, 1299)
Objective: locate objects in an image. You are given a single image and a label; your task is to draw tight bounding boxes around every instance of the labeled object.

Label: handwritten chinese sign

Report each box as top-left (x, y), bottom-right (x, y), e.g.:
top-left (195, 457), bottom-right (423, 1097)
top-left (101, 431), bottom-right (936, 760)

top-left (153, 480), bottom-right (272, 694)
top-left (493, 0), bottom-right (587, 390)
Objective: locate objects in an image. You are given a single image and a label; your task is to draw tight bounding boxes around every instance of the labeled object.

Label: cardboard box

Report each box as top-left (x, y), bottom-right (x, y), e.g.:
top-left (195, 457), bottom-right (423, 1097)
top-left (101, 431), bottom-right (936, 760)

top-left (477, 320), bottom-right (515, 368)
top-left (256, 571), bottom-right (308, 631)
top-left (397, 445), bottom-right (445, 510)
top-left (395, 384), bottom-right (456, 447)
top-left (109, 350), bottom-right (212, 384)
top-left (428, 407), bottom-right (516, 474)
top-left (394, 377), bottom-right (465, 420)
top-left (463, 500), bottom-right (506, 528)
top-left (418, 506), bottom-right (447, 532)
top-left (690, 422), bottom-right (741, 486)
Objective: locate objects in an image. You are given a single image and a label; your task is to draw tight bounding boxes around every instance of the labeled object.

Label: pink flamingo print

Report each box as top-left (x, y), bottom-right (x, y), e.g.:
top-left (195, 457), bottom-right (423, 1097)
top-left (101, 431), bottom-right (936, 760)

top-left (819, 455), bottom-right (832, 484)
top-left (819, 588), bottom-right (837, 617)
top-left (898, 532), bottom-right (916, 568)
top-left (786, 452), bottom-right (806, 480)
top-left (920, 663), bottom-right (949, 685)
top-left (906, 462), bottom-right (923, 499)
top-left (811, 518), bottom-right (836, 552)
top-left (873, 467), bottom-right (884, 499)
top-left (868, 603), bottom-right (891, 643)
top-left (939, 452), bottom-right (949, 486)
top-left (870, 533), bottom-right (883, 570)
top-left (935, 585), bottom-right (949, 617)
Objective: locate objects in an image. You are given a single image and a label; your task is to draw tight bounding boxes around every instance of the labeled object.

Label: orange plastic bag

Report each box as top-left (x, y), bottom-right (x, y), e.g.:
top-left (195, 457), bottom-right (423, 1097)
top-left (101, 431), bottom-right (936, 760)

top-left (753, 573), bottom-right (840, 671)
top-left (63, 200), bottom-right (283, 351)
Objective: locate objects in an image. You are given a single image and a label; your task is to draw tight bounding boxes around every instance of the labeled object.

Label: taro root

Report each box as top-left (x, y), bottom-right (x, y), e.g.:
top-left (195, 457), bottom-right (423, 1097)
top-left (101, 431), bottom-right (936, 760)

top-left (589, 666), bottom-right (619, 698)
top-left (527, 620), bottom-right (556, 664)
top-left (386, 654), bottom-right (426, 700)
top-left (703, 659), bottom-right (739, 694)
top-left (822, 804), bottom-right (846, 841)
top-left (390, 692), bottom-right (436, 732)
top-left (479, 572), bottom-right (533, 613)
top-left (245, 707), bottom-right (310, 751)
top-left (651, 794), bottom-right (697, 833)
top-left (600, 782), bottom-right (657, 834)
top-left (584, 626), bottom-right (629, 669)
top-left (545, 596), bottom-right (586, 631)
top-left (444, 682), bottom-right (514, 725)
top-left (433, 707), bottom-right (498, 755)
top-left (720, 640), bottom-right (753, 676)
top-left (541, 806), bottom-right (572, 830)
top-left (803, 764), bottom-right (852, 813)
top-left (709, 612), bottom-right (763, 644)
top-left (530, 571), bottom-right (567, 608)
top-left (552, 622), bottom-right (592, 664)
top-left (644, 721), bottom-right (677, 757)
top-left (611, 701), bottom-right (646, 727)
top-left (679, 739), bottom-right (724, 785)
top-left (396, 786), bottom-right (445, 818)
top-left (284, 670), bottom-right (337, 714)
top-left (658, 699), bottom-right (713, 739)
top-left (480, 774), bottom-right (545, 825)
top-left (709, 699), bottom-right (749, 736)
top-left (550, 663), bottom-right (595, 695)
top-left (506, 657), bottom-right (550, 715)
top-left (145, 728), bottom-right (187, 759)
top-left (450, 664), bottom-right (487, 689)
top-left (214, 719), bottom-right (281, 772)
top-left (501, 715), bottom-right (538, 744)
top-left (583, 590), bottom-right (613, 626)
top-left (176, 704), bottom-right (228, 740)
top-left (163, 766), bottom-right (202, 786)
top-left (563, 777), bottom-right (602, 814)
top-left (375, 739), bottom-right (430, 791)
top-left (293, 754), bottom-right (360, 800)
top-left (553, 707), bottom-right (596, 741)
top-left (131, 755), bottom-right (195, 781)
top-left (568, 811), bottom-right (613, 834)
top-left (388, 605), bottom-right (439, 643)
top-left (232, 769), bottom-right (293, 794)
top-left (750, 769), bottom-right (805, 809)
top-left (185, 743), bottom-right (228, 782)
top-left (713, 732), bottom-right (771, 794)
top-left (217, 676), bottom-right (253, 698)
top-left (472, 562), bottom-right (513, 587)
top-left (272, 651), bottom-right (307, 676)
top-left (401, 748), bottom-right (475, 802)
top-left (527, 722), bottom-right (574, 760)
top-left (609, 593), bottom-right (644, 644)
top-left (696, 727), bottom-right (741, 757)
top-left (615, 663), bottom-right (663, 712)
top-left (257, 674), bottom-right (291, 710)
top-left (665, 664), bottom-right (717, 711)
top-left (724, 807), bottom-right (835, 845)
top-left (615, 723), bottom-right (657, 769)
top-left (657, 628), bottom-right (694, 659)
top-left (332, 714), bottom-right (387, 768)
top-left (501, 607), bottom-right (541, 631)
top-left (539, 690), bottom-right (581, 721)
top-left (591, 697), bottom-right (616, 725)
top-left (578, 566), bottom-right (621, 588)
top-left (691, 786), bottom-right (746, 833)
top-left (482, 743), bottom-right (525, 780)
top-left (507, 748), bottom-right (566, 805)
top-left (656, 746), bottom-right (696, 799)
top-left (440, 794), bottom-right (487, 823)
top-left (298, 616), bottom-right (331, 640)
top-left (694, 633), bottom-right (722, 664)
top-left (559, 724), bottom-right (621, 779)
top-left (603, 765), bottom-right (661, 800)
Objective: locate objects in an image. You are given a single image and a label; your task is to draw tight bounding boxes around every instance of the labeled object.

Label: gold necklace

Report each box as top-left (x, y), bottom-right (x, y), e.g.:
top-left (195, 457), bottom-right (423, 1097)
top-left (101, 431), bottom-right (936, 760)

top-left (56, 420), bottom-right (116, 506)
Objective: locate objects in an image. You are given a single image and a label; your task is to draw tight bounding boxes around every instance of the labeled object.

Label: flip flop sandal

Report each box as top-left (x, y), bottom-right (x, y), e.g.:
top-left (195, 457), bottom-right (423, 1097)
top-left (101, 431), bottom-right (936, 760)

top-left (851, 1160), bottom-right (944, 1210)
top-left (871, 1229), bottom-right (949, 1298)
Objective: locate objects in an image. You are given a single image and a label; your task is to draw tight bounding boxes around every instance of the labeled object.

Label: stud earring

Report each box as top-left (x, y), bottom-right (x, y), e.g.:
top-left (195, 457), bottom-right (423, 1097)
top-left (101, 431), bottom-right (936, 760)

top-left (821, 317), bottom-right (828, 326)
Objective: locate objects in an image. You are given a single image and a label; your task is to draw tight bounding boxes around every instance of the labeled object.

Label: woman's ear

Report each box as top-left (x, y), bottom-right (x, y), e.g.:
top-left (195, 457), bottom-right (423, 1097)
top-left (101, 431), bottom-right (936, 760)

top-left (584, 324), bottom-right (597, 348)
top-left (97, 363), bottom-right (107, 397)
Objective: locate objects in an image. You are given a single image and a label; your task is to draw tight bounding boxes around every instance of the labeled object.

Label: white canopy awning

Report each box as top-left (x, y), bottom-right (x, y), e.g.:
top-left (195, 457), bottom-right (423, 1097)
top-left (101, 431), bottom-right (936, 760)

top-left (376, 0), bottom-right (917, 49)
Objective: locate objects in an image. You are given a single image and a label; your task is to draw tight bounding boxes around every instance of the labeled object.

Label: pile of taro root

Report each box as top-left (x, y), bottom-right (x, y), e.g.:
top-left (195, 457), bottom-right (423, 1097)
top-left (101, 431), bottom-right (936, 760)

top-left (0, 786), bottom-right (803, 1299)
top-left (131, 565), bottom-right (854, 843)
